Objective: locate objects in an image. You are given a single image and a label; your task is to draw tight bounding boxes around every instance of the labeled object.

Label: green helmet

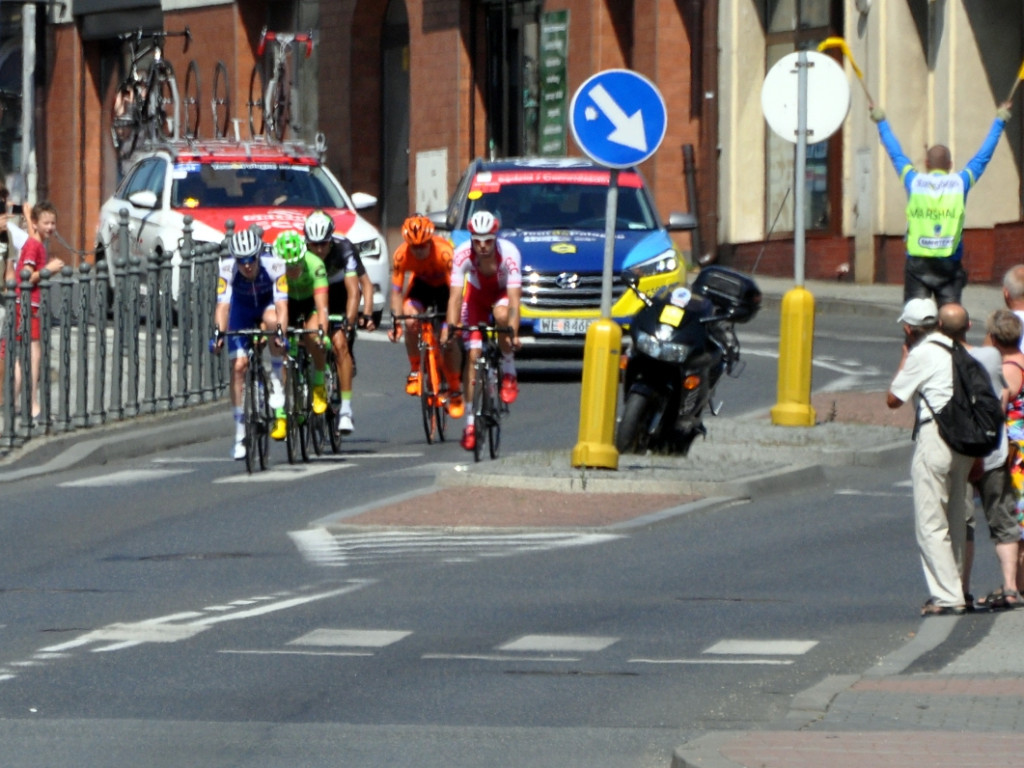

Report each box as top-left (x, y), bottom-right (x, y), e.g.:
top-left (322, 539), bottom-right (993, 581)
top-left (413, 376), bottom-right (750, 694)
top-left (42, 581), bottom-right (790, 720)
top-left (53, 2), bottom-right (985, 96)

top-left (274, 230), bottom-right (306, 264)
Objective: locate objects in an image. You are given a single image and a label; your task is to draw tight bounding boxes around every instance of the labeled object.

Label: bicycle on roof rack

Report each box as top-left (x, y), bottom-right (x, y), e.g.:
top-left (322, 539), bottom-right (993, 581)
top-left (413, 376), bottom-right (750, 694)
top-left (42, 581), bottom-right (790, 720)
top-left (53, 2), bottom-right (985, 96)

top-left (110, 26), bottom-right (191, 159)
top-left (248, 25), bottom-right (314, 141)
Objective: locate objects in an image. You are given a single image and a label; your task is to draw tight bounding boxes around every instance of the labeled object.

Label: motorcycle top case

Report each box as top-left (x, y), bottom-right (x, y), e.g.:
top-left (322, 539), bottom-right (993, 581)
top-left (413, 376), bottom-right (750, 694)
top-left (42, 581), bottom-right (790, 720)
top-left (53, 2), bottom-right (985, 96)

top-left (691, 265), bottom-right (761, 323)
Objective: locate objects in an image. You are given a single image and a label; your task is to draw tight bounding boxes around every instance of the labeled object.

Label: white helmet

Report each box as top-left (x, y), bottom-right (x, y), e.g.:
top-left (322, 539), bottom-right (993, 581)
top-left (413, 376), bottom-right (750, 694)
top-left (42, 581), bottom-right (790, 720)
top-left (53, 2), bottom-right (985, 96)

top-left (468, 210), bottom-right (500, 236)
top-left (304, 210), bottom-right (335, 243)
top-left (229, 228), bottom-right (263, 259)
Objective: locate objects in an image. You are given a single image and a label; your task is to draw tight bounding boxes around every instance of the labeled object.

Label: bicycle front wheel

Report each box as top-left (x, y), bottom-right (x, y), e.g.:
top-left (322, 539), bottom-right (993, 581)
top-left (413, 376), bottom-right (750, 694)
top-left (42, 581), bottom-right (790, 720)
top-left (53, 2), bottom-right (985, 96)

top-left (243, 367), bottom-right (259, 474)
top-left (324, 351), bottom-right (342, 454)
top-left (152, 61), bottom-right (179, 140)
top-left (471, 366), bottom-right (486, 463)
top-left (211, 61), bottom-right (231, 138)
top-left (247, 65), bottom-right (266, 139)
top-left (183, 60), bottom-right (201, 139)
top-left (485, 367), bottom-right (501, 459)
top-left (110, 83), bottom-right (140, 160)
top-left (285, 362), bottom-right (300, 464)
top-left (266, 76), bottom-right (288, 141)
top-left (420, 354), bottom-right (439, 444)
top-left (256, 366), bottom-right (271, 470)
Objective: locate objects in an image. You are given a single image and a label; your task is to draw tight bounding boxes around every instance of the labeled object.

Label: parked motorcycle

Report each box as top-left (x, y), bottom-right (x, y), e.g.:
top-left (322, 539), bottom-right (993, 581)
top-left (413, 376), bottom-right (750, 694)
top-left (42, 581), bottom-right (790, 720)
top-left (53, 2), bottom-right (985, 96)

top-left (615, 265), bottom-right (761, 455)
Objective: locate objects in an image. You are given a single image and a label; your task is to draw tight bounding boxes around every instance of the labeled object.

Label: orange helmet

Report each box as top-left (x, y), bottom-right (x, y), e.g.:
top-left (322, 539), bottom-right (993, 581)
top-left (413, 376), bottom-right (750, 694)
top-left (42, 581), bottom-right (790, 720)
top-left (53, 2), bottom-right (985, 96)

top-left (402, 214), bottom-right (434, 246)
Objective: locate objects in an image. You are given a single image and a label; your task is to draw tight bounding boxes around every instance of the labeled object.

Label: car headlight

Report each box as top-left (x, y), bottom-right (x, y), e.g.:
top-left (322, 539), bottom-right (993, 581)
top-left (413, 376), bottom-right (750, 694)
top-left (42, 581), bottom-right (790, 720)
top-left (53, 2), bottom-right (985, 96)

top-left (356, 237), bottom-right (384, 260)
top-left (635, 328), bottom-right (693, 362)
top-left (627, 248), bottom-right (679, 280)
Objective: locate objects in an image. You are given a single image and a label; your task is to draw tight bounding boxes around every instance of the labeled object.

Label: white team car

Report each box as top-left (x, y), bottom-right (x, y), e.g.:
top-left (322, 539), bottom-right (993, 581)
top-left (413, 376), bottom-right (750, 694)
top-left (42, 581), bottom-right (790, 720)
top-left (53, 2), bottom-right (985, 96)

top-left (94, 139), bottom-right (389, 319)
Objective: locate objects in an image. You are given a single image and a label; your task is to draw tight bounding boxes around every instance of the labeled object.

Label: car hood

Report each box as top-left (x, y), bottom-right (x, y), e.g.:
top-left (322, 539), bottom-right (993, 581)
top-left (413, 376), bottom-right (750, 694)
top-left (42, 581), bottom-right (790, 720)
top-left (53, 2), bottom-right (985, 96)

top-left (184, 206), bottom-right (362, 244)
top-left (452, 228), bottom-right (675, 272)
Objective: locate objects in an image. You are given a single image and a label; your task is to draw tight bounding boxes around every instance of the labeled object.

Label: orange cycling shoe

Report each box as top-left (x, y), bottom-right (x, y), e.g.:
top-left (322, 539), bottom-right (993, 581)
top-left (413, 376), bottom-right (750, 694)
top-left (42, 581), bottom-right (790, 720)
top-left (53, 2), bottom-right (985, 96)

top-left (500, 374), bottom-right (519, 404)
top-left (460, 424), bottom-right (476, 451)
top-left (447, 391), bottom-right (465, 419)
top-left (405, 371), bottom-right (421, 396)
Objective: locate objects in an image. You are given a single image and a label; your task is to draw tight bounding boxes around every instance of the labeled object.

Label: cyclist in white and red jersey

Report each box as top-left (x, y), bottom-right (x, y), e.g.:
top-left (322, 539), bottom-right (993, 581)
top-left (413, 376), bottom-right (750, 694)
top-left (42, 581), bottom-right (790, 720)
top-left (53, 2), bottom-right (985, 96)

top-left (440, 210), bottom-right (522, 451)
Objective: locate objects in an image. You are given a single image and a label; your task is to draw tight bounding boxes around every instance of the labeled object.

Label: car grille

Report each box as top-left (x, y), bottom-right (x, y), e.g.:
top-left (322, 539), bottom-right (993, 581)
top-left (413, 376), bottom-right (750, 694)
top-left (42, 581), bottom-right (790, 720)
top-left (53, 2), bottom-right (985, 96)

top-left (521, 271), bottom-right (625, 310)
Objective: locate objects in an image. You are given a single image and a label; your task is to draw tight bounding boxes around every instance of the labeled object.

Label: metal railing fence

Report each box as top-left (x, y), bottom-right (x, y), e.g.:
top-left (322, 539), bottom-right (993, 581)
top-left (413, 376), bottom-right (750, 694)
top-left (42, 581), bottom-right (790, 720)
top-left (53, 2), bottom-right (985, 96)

top-left (0, 213), bottom-right (234, 451)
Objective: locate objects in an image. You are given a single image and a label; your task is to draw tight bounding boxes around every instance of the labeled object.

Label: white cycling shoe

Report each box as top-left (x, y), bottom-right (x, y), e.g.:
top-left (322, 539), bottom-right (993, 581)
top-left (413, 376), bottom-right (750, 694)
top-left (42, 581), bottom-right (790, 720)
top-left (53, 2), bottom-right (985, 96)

top-left (269, 379), bottom-right (285, 410)
top-left (337, 412), bottom-right (354, 435)
top-left (232, 439), bottom-right (246, 460)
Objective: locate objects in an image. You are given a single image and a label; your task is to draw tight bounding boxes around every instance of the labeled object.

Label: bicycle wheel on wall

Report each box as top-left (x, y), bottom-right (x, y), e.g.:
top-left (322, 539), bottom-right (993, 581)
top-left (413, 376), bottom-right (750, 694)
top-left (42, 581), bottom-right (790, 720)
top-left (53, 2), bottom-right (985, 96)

top-left (182, 60), bottom-right (200, 139)
top-left (211, 61), bottom-right (231, 138)
top-left (247, 65), bottom-right (266, 139)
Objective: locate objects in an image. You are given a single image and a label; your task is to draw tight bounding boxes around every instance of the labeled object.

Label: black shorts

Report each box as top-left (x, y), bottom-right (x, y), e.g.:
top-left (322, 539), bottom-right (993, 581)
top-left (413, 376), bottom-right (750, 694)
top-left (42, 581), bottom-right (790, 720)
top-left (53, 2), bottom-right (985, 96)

top-left (288, 296), bottom-right (316, 326)
top-left (904, 257), bottom-right (967, 306)
top-left (407, 279), bottom-right (449, 314)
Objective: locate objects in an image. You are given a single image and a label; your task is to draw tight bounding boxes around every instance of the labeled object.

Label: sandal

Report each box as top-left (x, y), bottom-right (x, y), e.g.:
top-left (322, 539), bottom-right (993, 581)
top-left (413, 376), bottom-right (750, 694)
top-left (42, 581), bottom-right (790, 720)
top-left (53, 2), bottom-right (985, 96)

top-left (921, 599), bottom-right (966, 617)
top-left (977, 587), bottom-right (1021, 611)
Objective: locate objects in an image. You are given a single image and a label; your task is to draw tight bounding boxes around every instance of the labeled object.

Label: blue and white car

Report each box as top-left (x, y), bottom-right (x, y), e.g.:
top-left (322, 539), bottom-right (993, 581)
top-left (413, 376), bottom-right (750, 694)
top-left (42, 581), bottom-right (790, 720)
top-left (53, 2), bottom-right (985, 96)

top-left (432, 156), bottom-right (694, 354)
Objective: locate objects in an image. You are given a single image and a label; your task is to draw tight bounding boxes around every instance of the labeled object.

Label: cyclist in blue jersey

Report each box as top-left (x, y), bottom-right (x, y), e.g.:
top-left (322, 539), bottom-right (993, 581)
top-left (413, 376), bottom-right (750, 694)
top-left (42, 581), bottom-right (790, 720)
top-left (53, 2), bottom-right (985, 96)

top-left (212, 228), bottom-right (290, 459)
top-left (871, 100), bottom-right (1012, 305)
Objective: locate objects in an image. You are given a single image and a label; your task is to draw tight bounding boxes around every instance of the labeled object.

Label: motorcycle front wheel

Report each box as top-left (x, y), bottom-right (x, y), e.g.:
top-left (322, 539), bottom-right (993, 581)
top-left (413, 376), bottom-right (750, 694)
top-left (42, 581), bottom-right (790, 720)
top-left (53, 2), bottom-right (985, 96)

top-left (615, 391), bottom-right (655, 454)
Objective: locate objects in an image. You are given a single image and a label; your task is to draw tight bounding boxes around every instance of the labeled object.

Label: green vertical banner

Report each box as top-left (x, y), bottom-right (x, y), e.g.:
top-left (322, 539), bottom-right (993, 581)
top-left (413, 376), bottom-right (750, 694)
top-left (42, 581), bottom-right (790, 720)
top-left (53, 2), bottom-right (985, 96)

top-left (539, 10), bottom-right (569, 156)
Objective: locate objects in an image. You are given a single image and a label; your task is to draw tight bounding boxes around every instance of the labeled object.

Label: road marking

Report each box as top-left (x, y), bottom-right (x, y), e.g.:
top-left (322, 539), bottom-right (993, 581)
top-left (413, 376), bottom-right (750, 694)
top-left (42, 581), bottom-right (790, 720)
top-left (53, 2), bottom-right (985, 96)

top-left (289, 527), bottom-right (623, 568)
top-left (220, 649), bottom-right (375, 658)
top-left (214, 463), bottom-right (353, 483)
top-left (835, 489), bottom-right (912, 497)
top-left (59, 468), bottom-right (193, 487)
top-left (499, 634), bottom-right (619, 653)
top-left (289, 628), bottom-right (412, 648)
top-left (629, 657), bottom-right (794, 666)
top-left (423, 653), bottom-right (582, 663)
top-left (704, 639), bottom-right (818, 655)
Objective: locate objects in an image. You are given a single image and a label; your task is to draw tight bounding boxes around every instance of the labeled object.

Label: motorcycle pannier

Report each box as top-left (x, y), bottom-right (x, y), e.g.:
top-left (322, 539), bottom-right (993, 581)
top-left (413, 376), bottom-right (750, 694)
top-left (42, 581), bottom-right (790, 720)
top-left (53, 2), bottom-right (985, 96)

top-left (691, 266), bottom-right (761, 323)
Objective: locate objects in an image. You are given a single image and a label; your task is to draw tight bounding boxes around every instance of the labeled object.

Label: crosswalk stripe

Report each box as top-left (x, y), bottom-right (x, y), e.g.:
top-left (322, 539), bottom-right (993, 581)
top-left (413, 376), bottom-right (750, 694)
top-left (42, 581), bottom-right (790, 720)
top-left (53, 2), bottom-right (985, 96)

top-left (214, 463), bottom-right (353, 483)
top-left (289, 527), bottom-right (623, 567)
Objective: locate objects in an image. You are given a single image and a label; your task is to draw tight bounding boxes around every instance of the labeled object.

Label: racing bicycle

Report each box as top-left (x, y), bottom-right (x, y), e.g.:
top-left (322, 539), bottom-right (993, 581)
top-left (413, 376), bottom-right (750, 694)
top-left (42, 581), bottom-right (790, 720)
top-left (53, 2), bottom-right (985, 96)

top-left (458, 323), bottom-right (513, 462)
top-left (110, 26), bottom-right (191, 159)
top-left (310, 315), bottom-right (351, 456)
top-left (248, 26), bottom-right (313, 140)
top-left (284, 327), bottom-right (322, 464)
top-left (394, 310), bottom-right (450, 444)
top-left (217, 329), bottom-right (273, 474)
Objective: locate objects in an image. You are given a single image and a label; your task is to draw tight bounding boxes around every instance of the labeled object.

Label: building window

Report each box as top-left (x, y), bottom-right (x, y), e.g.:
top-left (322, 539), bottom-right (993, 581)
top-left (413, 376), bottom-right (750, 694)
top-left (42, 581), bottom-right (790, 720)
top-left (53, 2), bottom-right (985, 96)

top-left (762, 0), bottom-right (842, 235)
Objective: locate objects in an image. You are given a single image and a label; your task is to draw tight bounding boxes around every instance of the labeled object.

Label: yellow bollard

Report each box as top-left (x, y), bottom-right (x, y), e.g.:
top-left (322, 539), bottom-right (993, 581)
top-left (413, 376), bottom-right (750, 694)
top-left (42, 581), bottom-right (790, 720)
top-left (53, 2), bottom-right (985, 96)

top-left (770, 286), bottom-right (817, 426)
top-left (571, 318), bottom-right (622, 469)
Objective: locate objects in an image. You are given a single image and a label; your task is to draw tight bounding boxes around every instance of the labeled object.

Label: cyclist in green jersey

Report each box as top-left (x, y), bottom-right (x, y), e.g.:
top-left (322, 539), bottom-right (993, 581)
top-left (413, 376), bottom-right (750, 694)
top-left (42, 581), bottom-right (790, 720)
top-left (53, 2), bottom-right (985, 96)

top-left (274, 230), bottom-right (331, 436)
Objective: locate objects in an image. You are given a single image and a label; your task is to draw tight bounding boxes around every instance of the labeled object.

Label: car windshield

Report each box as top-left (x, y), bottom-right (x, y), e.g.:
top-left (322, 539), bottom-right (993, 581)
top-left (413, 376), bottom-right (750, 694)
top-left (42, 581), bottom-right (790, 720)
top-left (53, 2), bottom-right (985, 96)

top-left (170, 163), bottom-right (349, 209)
top-left (464, 170), bottom-right (659, 231)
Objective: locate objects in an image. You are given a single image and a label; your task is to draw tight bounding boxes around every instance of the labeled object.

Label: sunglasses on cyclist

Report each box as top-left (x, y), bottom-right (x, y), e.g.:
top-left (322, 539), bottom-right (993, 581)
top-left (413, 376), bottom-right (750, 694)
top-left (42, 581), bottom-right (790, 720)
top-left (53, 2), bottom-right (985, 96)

top-left (305, 239), bottom-right (330, 248)
top-left (471, 236), bottom-right (496, 246)
top-left (236, 255), bottom-right (258, 266)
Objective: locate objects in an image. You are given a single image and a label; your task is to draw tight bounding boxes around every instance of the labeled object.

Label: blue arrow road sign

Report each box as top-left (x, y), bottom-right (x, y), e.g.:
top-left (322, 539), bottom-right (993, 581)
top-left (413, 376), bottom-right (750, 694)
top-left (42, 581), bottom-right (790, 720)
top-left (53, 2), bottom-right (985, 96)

top-left (569, 69), bottom-right (667, 168)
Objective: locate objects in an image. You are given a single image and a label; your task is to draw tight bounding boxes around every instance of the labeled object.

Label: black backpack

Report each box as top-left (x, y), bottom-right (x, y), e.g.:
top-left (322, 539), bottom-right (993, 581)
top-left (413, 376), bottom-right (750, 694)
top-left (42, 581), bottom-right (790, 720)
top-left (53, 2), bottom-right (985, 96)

top-left (921, 340), bottom-right (1004, 458)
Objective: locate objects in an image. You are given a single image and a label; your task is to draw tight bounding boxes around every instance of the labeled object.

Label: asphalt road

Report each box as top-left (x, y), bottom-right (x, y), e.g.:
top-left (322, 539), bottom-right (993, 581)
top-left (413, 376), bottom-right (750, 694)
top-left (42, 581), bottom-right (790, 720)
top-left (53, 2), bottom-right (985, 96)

top-left (0, 309), bottom-right (978, 768)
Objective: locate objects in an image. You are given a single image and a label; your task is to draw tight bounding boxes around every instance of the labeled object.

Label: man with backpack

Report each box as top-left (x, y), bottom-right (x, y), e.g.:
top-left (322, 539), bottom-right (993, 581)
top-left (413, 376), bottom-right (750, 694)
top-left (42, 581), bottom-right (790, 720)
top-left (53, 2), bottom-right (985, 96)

top-left (887, 297), bottom-right (975, 616)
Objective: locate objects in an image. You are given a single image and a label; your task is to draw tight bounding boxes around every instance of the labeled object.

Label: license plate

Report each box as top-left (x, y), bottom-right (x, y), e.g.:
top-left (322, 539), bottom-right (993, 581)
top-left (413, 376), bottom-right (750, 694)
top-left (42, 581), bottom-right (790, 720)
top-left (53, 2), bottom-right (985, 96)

top-left (536, 317), bottom-right (593, 336)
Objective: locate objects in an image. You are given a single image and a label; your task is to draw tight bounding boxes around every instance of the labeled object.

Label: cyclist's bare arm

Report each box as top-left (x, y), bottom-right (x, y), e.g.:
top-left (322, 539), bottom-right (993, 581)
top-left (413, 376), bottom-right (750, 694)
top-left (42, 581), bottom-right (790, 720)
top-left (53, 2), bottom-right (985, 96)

top-left (344, 273), bottom-right (360, 328)
top-left (441, 285), bottom-right (463, 345)
top-left (359, 272), bottom-right (375, 328)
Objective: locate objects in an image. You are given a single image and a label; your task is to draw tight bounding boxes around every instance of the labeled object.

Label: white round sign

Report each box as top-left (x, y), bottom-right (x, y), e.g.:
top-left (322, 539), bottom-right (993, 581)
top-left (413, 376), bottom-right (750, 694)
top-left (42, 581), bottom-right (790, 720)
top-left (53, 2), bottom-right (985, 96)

top-left (761, 51), bottom-right (850, 144)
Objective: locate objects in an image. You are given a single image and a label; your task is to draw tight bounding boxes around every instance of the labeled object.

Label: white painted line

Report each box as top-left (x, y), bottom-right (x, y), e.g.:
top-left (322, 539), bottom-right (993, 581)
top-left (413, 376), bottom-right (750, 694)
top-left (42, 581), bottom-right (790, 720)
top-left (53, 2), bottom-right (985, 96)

top-left (704, 640), bottom-right (818, 656)
top-left (40, 611), bottom-right (205, 652)
top-left (629, 657), bottom-right (794, 666)
top-left (59, 468), bottom-right (193, 487)
top-left (423, 653), bottom-right (582, 663)
top-left (498, 635), bottom-right (619, 653)
top-left (214, 463), bottom-right (353, 483)
top-left (152, 457), bottom-right (234, 464)
top-left (219, 649), bottom-right (375, 658)
top-left (835, 490), bottom-right (911, 497)
top-left (289, 629), bottom-right (412, 648)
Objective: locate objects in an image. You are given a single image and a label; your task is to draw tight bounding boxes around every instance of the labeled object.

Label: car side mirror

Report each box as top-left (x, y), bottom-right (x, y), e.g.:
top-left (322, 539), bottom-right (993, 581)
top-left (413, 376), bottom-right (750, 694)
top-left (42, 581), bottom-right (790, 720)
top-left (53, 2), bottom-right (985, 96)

top-left (128, 190), bottom-right (158, 210)
top-left (667, 211), bottom-right (697, 231)
top-left (350, 192), bottom-right (378, 211)
top-left (427, 210), bottom-right (451, 232)
top-left (620, 271), bottom-right (640, 289)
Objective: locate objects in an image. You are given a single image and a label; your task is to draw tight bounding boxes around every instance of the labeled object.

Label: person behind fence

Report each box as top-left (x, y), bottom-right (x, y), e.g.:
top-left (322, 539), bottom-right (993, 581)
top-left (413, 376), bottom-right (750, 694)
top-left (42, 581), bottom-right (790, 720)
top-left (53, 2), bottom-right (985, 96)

top-left (886, 297), bottom-right (973, 616)
top-left (13, 201), bottom-right (64, 420)
top-left (211, 228), bottom-right (288, 459)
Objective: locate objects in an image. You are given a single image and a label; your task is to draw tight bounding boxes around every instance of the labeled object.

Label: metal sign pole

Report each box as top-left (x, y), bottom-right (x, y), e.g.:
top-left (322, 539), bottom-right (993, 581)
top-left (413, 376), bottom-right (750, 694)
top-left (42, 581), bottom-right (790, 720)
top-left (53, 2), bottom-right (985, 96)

top-left (600, 168), bottom-right (619, 318)
top-left (794, 49), bottom-right (808, 287)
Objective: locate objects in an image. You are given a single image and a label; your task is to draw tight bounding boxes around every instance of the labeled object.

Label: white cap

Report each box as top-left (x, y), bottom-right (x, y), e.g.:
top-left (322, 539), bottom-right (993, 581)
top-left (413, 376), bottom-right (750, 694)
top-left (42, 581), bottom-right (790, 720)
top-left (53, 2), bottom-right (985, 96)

top-left (898, 297), bottom-right (938, 327)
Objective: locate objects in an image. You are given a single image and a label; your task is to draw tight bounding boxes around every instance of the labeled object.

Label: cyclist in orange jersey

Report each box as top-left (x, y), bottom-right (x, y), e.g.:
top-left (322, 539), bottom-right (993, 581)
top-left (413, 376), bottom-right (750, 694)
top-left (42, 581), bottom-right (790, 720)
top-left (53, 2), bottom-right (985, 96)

top-left (388, 214), bottom-right (464, 417)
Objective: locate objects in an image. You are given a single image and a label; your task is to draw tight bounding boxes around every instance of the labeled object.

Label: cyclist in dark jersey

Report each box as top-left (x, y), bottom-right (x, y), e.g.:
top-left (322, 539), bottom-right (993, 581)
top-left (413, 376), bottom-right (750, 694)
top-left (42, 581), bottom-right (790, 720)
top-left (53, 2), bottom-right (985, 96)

top-left (304, 210), bottom-right (371, 433)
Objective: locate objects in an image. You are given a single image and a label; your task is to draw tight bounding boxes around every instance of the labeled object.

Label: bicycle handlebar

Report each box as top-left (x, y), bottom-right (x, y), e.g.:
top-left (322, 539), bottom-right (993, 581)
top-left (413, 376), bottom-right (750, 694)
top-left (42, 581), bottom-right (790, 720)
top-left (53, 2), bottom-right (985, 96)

top-left (257, 26), bottom-right (315, 58)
